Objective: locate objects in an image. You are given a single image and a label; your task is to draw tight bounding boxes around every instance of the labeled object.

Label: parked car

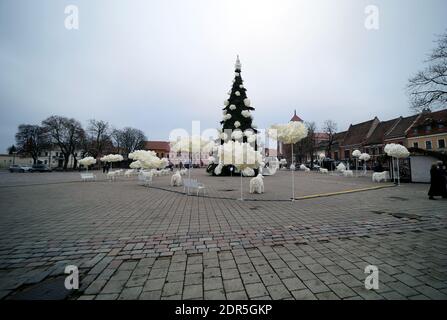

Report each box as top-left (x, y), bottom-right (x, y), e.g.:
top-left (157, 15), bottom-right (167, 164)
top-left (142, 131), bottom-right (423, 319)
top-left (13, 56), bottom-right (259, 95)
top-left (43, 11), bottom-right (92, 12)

top-left (9, 164), bottom-right (32, 173)
top-left (29, 164), bottom-right (52, 172)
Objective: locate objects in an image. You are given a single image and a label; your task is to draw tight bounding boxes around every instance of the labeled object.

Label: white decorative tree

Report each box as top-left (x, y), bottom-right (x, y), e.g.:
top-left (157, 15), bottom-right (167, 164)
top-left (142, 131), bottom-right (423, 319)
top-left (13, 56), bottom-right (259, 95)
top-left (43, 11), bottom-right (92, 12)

top-left (79, 156), bottom-right (96, 172)
top-left (100, 154), bottom-right (123, 170)
top-left (269, 121), bottom-right (308, 201)
top-left (352, 149), bottom-right (362, 176)
top-left (170, 136), bottom-right (215, 194)
top-left (217, 141), bottom-right (263, 200)
top-left (384, 144), bottom-right (410, 185)
top-left (359, 153), bottom-right (371, 175)
top-left (128, 150), bottom-right (165, 170)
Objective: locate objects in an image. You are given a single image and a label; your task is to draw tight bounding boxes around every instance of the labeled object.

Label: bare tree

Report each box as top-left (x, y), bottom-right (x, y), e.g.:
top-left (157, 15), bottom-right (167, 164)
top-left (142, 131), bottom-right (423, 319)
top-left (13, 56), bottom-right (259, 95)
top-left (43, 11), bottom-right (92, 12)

top-left (7, 145), bottom-right (17, 155)
top-left (42, 116), bottom-right (85, 170)
top-left (15, 125), bottom-right (50, 164)
top-left (87, 119), bottom-right (111, 157)
top-left (112, 127), bottom-right (147, 156)
top-left (303, 122), bottom-right (317, 168)
top-left (408, 31), bottom-right (447, 111)
top-left (322, 120), bottom-right (337, 155)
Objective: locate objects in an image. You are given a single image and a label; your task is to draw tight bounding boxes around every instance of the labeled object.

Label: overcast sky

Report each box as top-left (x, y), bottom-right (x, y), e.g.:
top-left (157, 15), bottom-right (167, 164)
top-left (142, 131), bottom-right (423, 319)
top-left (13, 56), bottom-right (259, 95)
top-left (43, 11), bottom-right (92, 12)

top-left (1, 0), bottom-right (447, 153)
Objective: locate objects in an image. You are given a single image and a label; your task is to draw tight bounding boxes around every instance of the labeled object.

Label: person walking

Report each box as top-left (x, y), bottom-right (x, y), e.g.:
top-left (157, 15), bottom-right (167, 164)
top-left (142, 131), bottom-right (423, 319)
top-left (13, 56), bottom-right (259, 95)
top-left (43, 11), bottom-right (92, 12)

top-left (428, 162), bottom-right (447, 200)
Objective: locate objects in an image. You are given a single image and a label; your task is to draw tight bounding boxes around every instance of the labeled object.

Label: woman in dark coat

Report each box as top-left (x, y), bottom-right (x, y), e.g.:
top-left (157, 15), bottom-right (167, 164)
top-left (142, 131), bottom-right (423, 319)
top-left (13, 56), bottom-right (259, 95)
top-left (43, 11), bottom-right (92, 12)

top-left (428, 163), bottom-right (447, 200)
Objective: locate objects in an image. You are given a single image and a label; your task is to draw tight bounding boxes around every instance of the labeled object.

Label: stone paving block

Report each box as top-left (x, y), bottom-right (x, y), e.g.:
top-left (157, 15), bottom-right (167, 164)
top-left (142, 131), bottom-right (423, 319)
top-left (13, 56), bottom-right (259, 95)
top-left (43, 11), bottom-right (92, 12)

top-left (291, 288), bottom-right (317, 300)
top-left (162, 281), bottom-right (183, 297)
top-left (221, 268), bottom-right (239, 280)
top-left (241, 272), bottom-right (261, 285)
top-left (328, 283), bottom-right (356, 299)
top-left (245, 282), bottom-right (269, 299)
top-left (261, 273), bottom-right (282, 286)
top-left (95, 293), bottom-right (119, 300)
top-left (315, 291), bottom-right (340, 300)
top-left (282, 277), bottom-right (306, 291)
top-left (85, 279), bottom-right (107, 295)
top-left (204, 289), bottom-right (226, 300)
top-left (267, 284), bottom-right (292, 300)
top-left (101, 280), bottom-right (126, 294)
top-left (139, 290), bottom-right (162, 300)
top-left (227, 290), bottom-right (248, 300)
top-left (204, 278), bottom-right (223, 291)
top-left (143, 278), bottom-right (165, 291)
top-left (304, 279), bottom-right (330, 294)
top-left (118, 286), bottom-right (142, 300)
top-left (224, 278), bottom-right (244, 293)
top-left (183, 284), bottom-right (203, 300)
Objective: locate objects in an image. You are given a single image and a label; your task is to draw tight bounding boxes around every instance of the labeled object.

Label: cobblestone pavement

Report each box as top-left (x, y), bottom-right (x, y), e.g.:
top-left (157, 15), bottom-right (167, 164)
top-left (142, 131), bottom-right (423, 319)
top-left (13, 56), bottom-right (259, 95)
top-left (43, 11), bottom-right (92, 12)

top-left (0, 171), bottom-right (446, 300)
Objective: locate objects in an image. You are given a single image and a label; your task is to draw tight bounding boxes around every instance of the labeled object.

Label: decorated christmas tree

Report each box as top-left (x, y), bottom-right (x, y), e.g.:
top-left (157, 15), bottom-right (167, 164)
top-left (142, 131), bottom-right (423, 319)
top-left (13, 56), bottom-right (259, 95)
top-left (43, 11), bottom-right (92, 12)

top-left (220, 55), bottom-right (257, 140)
top-left (207, 56), bottom-right (258, 176)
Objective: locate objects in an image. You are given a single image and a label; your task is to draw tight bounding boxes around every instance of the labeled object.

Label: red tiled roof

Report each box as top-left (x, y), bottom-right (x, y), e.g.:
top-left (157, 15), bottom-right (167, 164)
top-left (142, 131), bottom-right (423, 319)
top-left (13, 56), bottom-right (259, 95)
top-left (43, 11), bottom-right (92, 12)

top-left (342, 118), bottom-right (378, 146)
top-left (144, 141), bottom-right (170, 151)
top-left (406, 109), bottom-right (447, 138)
top-left (365, 118), bottom-right (400, 145)
top-left (385, 114), bottom-right (419, 140)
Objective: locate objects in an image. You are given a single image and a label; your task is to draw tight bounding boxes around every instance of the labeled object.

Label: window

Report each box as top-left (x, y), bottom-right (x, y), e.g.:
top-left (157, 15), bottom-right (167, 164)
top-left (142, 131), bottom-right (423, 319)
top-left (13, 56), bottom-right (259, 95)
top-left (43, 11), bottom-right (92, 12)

top-left (426, 141), bottom-right (432, 150)
top-left (439, 123), bottom-right (445, 129)
top-left (413, 142), bottom-right (419, 148)
top-left (439, 139), bottom-right (446, 149)
top-left (334, 152), bottom-right (339, 160)
top-left (426, 125), bottom-right (432, 131)
top-left (344, 150), bottom-right (350, 159)
top-left (413, 128), bottom-right (418, 134)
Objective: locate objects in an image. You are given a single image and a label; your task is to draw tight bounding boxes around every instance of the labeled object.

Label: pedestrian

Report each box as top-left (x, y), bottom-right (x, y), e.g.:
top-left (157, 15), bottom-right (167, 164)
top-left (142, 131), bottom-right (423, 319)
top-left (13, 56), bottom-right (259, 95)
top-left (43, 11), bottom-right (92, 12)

top-left (102, 164), bottom-right (106, 174)
top-left (105, 163), bottom-right (110, 173)
top-left (428, 162), bottom-right (447, 200)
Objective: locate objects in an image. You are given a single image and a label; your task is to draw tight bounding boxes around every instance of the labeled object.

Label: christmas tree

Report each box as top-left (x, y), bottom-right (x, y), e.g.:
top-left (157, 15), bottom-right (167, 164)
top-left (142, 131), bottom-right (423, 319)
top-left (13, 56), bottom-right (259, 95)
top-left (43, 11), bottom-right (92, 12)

top-left (207, 56), bottom-right (258, 176)
top-left (220, 55), bottom-right (257, 140)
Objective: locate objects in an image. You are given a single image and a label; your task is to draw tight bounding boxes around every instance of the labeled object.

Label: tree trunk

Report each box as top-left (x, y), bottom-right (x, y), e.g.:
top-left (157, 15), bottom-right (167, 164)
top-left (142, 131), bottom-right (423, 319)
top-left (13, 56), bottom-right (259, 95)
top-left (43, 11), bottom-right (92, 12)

top-left (72, 156), bottom-right (78, 170)
top-left (63, 154), bottom-right (70, 170)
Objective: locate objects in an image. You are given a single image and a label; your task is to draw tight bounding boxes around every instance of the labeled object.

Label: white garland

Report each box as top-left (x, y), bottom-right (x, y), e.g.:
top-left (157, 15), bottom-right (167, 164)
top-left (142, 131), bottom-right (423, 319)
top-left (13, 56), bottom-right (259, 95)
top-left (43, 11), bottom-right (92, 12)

top-left (234, 121), bottom-right (241, 128)
top-left (235, 91), bottom-right (241, 96)
top-left (224, 100), bottom-right (229, 106)
top-left (243, 98), bottom-right (251, 107)
top-left (229, 104), bottom-right (236, 110)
